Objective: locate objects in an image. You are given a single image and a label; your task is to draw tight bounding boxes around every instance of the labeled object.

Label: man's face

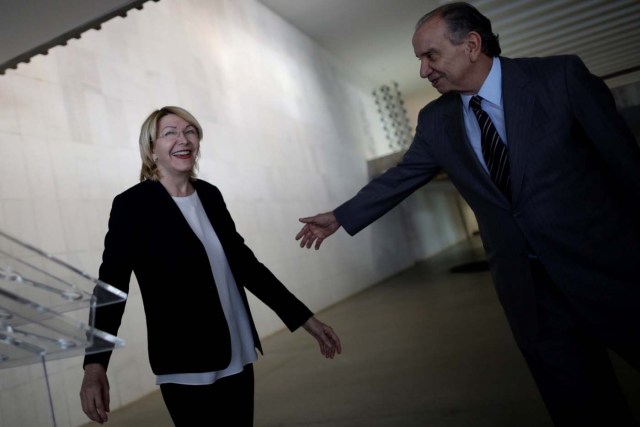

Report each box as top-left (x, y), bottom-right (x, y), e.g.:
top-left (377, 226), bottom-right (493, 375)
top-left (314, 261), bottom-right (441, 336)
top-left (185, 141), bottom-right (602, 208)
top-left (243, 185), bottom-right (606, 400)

top-left (412, 17), bottom-right (475, 94)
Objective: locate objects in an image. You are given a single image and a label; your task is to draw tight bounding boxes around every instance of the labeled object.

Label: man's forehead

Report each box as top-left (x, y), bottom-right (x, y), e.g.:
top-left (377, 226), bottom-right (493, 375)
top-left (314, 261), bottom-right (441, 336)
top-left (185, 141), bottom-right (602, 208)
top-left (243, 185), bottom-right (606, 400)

top-left (416, 16), bottom-right (448, 35)
top-left (413, 17), bottom-right (449, 46)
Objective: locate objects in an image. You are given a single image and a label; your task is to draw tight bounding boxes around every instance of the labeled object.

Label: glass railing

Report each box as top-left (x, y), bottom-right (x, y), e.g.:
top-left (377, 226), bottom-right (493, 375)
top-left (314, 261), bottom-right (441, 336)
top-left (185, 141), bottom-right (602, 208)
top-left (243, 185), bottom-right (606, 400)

top-left (0, 229), bottom-right (126, 369)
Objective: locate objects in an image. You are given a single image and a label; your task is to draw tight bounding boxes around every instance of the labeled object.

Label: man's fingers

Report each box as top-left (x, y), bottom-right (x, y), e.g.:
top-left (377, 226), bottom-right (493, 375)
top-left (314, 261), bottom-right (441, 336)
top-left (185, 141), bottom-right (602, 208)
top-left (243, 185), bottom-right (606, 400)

top-left (295, 223), bottom-right (328, 249)
top-left (295, 224), bottom-right (309, 241)
top-left (298, 233), bottom-right (312, 248)
top-left (298, 216), bottom-right (315, 224)
top-left (306, 237), bottom-right (316, 249)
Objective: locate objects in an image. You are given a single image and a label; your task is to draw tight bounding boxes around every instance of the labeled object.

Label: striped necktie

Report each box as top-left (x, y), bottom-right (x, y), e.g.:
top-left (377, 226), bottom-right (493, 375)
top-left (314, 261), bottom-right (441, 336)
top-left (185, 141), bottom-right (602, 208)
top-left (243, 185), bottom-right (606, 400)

top-left (470, 95), bottom-right (511, 201)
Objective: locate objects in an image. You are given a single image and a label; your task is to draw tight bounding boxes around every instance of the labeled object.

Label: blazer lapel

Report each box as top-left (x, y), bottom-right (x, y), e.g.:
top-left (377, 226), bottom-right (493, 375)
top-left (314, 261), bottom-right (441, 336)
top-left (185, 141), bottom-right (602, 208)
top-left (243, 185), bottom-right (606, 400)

top-left (192, 180), bottom-right (228, 246)
top-left (146, 179), bottom-right (205, 249)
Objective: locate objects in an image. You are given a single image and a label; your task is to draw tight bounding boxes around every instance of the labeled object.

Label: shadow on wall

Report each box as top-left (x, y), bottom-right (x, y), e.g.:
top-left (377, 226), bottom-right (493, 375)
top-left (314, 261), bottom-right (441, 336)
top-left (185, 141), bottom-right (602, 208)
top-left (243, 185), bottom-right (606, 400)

top-left (620, 105), bottom-right (640, 144)
top-left (611, 80), bottom-right (640, 144)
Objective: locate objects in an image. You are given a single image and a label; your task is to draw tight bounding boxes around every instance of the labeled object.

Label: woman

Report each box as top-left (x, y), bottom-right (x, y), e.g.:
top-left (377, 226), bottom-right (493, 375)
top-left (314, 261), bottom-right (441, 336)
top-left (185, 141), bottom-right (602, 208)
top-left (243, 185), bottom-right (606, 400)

top-left (80, 106), bottom-right (341, 426)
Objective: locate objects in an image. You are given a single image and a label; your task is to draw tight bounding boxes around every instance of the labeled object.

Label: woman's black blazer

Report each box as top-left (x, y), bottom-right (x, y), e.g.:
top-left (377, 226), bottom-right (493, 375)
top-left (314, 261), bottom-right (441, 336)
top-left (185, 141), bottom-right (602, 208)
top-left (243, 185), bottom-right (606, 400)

top-left (83, 179), bottom-right (313, 375)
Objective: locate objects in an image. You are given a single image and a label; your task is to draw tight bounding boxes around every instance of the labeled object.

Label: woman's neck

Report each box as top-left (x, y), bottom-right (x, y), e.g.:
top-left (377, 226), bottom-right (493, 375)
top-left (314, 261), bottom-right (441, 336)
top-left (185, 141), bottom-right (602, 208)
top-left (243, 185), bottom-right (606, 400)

top-left (159, 176), bottom-right (195, 197)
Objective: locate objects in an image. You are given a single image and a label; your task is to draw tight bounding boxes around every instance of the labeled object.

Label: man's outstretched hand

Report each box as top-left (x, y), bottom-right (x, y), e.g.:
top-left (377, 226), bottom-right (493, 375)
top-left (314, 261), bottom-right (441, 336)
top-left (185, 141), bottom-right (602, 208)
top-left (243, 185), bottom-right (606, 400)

top-left (296, 211), bottom-right (340, 250)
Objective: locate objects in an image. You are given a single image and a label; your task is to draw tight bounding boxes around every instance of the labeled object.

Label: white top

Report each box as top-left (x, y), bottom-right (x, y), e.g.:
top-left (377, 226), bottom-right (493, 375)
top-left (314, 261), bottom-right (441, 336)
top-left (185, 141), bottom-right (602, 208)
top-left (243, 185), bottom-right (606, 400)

top-left (156, 191), bottom-right (257, 385)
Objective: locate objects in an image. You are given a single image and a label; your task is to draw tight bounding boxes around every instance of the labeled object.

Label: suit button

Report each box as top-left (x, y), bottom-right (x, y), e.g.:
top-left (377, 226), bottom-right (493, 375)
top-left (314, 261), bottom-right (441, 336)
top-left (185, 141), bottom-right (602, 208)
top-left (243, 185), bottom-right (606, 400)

top-left (512, 211), bottom-right (521, 218)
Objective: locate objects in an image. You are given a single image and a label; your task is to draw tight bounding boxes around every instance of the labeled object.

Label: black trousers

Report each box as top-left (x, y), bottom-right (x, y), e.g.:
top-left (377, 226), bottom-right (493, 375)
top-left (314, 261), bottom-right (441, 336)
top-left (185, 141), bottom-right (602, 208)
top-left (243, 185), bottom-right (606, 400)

top-left (160, 364), bottom-right (255, 426)
top-left (521, 260), bottom-right (639, 426)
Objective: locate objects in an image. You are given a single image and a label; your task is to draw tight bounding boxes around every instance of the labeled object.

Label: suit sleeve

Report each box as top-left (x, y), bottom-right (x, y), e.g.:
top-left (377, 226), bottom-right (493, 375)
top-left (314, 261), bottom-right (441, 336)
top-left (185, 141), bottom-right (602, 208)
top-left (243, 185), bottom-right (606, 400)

top-left (83, 194), bottom-right (134, 370)
top-left (335, 116), bottom-right (441, 235)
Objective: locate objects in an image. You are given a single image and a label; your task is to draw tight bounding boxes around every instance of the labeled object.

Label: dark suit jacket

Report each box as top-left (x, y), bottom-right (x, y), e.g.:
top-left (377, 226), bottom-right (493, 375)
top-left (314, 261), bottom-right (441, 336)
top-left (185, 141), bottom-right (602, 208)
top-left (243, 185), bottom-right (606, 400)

top-left (84, 179), bottom-right (313, 375)
top-left (335, 55), bottom-right (640, 348)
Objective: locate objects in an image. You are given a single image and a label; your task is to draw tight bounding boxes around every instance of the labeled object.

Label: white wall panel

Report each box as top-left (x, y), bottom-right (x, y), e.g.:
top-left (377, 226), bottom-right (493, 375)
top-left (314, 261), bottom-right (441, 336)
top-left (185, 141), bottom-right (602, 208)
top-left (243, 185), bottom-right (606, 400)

top-left (0, 1), bottom-right (465, 425)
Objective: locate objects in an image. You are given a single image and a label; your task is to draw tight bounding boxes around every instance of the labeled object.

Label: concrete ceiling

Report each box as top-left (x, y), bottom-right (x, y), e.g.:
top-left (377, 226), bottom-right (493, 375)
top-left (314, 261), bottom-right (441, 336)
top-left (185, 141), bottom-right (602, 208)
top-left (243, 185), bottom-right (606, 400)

top-left (258, 0), bottom-right (640, 98)
top-left (0, 0), bottom-right (157, 74)
top-left (1, 0), bottom-right (639, 99)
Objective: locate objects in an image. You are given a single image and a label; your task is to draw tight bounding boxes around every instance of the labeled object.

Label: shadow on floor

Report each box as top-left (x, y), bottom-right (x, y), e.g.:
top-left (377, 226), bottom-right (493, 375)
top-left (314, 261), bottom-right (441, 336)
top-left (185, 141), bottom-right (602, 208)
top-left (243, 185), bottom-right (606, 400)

top-left (85, 237), bottom-right (640, 426)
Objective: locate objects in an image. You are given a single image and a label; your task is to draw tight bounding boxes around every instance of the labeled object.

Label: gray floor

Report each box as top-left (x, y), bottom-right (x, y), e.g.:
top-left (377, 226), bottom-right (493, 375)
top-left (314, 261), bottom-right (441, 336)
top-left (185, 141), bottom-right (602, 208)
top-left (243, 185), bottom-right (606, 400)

top-left (87, 237), bottom-right (640, 426)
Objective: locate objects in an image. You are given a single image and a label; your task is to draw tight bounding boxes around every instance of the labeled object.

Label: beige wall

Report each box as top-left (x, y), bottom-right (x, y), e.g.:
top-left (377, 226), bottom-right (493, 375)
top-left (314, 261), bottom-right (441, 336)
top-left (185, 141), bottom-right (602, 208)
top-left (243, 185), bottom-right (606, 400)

top-left (0, 0), bottom-right (467, 425)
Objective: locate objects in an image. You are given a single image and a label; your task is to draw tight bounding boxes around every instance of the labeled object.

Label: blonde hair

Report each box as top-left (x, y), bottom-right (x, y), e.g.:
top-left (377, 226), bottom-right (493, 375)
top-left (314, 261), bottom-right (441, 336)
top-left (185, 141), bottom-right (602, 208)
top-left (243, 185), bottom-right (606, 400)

top-left (138, 106), bottom-right (204, 181)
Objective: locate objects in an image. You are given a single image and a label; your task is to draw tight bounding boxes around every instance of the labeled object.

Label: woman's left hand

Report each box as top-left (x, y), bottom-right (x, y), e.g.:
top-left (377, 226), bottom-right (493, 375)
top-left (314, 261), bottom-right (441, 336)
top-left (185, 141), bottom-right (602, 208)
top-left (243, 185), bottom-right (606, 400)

top-left (302, 316), bottom-right (342, 359)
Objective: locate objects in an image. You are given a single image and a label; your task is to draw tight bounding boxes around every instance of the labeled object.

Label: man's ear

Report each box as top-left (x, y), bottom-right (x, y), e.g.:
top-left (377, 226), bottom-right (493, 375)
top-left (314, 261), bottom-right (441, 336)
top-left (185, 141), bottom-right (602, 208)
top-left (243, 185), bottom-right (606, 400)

top-left (466, 31), bottom-right (482, 61)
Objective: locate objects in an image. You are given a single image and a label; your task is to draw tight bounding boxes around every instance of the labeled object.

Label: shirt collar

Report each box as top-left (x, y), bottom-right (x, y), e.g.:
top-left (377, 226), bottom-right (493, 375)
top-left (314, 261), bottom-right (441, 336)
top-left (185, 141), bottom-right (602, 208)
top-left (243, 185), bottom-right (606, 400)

top-left (461, 57), bottom-right (502, 109)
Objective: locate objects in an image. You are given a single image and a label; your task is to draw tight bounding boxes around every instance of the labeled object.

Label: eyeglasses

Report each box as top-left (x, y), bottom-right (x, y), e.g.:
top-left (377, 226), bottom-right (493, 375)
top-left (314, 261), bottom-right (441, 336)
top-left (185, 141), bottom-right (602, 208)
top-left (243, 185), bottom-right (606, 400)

top-left (157, 126), bottom-right (199, 142)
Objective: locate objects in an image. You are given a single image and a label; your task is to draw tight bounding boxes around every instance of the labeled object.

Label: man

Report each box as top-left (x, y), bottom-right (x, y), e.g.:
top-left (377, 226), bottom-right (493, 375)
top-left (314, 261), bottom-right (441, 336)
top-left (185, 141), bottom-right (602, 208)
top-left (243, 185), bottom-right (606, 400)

top-left (295, 2), bottom-right (640, 426)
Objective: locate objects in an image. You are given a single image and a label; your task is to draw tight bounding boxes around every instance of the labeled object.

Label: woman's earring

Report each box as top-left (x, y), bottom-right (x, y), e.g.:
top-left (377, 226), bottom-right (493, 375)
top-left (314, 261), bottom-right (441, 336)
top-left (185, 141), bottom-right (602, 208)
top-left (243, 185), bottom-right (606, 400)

top-left (152, 155), bottom-right (158, 162)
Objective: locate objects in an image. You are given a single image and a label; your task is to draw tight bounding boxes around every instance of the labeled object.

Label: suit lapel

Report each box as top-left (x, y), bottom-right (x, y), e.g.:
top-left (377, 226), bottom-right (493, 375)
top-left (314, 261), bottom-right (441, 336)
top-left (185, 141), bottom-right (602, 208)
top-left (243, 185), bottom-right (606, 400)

top-left (444, 104), bottom-right (487, 177)
top-left (501, 57), bottom-right (535, 205)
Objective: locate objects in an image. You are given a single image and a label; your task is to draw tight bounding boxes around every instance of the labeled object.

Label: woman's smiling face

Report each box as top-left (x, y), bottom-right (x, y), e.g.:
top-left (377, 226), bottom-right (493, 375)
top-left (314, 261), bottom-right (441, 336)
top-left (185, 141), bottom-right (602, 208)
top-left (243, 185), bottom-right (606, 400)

top-left (153, 113), bottom-right (200, 179)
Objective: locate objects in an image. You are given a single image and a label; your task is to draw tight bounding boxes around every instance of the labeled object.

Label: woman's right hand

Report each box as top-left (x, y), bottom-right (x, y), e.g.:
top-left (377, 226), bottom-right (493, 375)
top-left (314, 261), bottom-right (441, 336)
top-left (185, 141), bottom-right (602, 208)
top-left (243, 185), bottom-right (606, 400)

top-left (302, 316), bottom-right (342, 358)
